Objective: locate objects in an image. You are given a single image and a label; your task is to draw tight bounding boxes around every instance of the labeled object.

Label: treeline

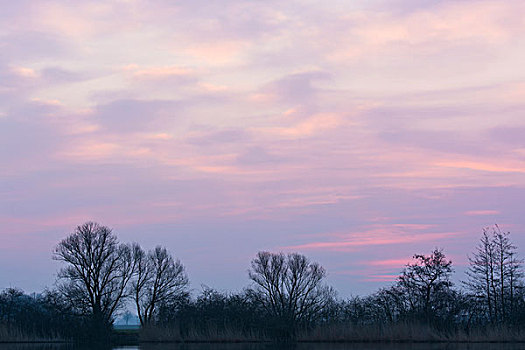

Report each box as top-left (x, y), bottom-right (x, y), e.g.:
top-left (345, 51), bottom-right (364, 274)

top-left (0, 288), bottom-right (80, 341)
top-left (1, 222), bottom-right (525, 343)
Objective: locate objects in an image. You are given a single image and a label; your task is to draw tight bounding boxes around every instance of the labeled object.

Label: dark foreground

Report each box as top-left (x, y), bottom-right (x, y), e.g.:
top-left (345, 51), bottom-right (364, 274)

top-left (3, 343), bottom-right (525, 350)
top-left (6, 324), bottom-right (525, 344)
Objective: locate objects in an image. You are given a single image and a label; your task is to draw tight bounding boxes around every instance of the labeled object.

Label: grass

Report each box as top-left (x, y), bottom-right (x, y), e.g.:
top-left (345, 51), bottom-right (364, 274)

top-left (0, 325), bottom-right (65, 343)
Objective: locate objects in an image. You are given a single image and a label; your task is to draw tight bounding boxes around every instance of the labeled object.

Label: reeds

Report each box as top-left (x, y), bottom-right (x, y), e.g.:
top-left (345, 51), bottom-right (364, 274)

top-left (138, 322), bottom-right (525, 343)
top-left (300, 323), bottom-right (525, 343)
top-left (139, 325), bottom-right (267, 343)
top-left (299, 323), bottom-right (444, 342)
top-left (0, 325), bottom-right (64, 343)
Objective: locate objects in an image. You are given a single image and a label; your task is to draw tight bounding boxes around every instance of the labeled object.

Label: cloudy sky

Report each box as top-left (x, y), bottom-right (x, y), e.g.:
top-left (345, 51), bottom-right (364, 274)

top-left (2, 0), bottom-right (525, 296)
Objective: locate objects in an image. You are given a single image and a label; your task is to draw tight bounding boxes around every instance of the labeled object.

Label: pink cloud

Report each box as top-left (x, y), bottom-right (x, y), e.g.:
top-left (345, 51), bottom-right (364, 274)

top-left (328, 1), bottom-right (522, 62)
top-left (464, 210), bottom-right (501, 216)
top-left (58, 141), bottom-right (121, 161)
top-left (287, 226), bottom-right (461, 252)
top-left (361, 274), bottom-right (398, 283)
top-left (366, 258), bottom-right (414, 268)
top-left (276, 194), bottom-right (360, 208)
top-left (435, 160), bottom-right (525, 173)
top-left (145, 132), bottom-right (173, 140)
top-left (257, 113), bottom-right (343, 139)
top-left (11, 66), bottom-right (39, 78)
top-left (184, 41), bottom-right (250, 66)
top-left (334, 269), bottom-right (400, 283)
top-left (127, 65), bottom-right (194, 79)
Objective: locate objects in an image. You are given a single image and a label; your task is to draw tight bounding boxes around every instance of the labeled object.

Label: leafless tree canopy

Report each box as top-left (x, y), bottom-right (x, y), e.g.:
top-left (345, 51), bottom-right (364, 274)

top-left (132, 245), bottom-right (188, 326)
top-left (248, 251), bottom-right (334, 333)
top-left (398, 248), bottom-right (454, 316)
top-left (464, 225), bottom-right (524, 323)
top-left (53, 222), bottom-right (136, 327)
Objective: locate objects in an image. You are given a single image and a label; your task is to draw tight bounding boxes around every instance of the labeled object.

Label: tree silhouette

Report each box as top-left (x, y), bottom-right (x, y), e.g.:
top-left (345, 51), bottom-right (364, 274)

top-left (248, 251), bottom-right (334, 339)
top-left (131, 245), bottom-right (188, 326)
top-left (398, 248), bottom-right (453, 321)
top-left (464, 225), bottom-right (523, 324)
top-left (53, 222), bottom-right (136, 339)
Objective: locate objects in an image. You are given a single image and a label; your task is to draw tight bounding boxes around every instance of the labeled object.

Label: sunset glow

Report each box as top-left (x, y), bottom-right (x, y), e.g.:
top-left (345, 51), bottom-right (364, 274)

top-left (1, 0), bottom-right (525, 296)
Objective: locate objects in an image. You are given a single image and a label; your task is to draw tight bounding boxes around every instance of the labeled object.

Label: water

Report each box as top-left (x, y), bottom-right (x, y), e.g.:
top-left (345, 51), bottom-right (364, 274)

top-left (2, 344), bottom-right (525, 350)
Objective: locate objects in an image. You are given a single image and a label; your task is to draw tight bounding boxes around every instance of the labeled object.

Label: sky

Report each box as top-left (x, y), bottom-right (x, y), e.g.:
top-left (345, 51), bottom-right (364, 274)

top-left (1, 0), bottom-right (525, 297)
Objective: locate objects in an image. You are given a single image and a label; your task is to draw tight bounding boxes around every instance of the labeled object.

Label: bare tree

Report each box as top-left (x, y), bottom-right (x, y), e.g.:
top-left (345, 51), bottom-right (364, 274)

top-left (464, 229), bottom-right (496, 322)
top-left (53, 222), bottom-right (136, 335)
top-left (132, 245), bottom-right (188, 326)
top-left (122, 310), bottom-right (133, 326)
top-left (464, 225), bottom-right (523, 324)
top-left (398, 248), bottom-right (453, 320)
top-left (248, 251), bottom-right (335, 338)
